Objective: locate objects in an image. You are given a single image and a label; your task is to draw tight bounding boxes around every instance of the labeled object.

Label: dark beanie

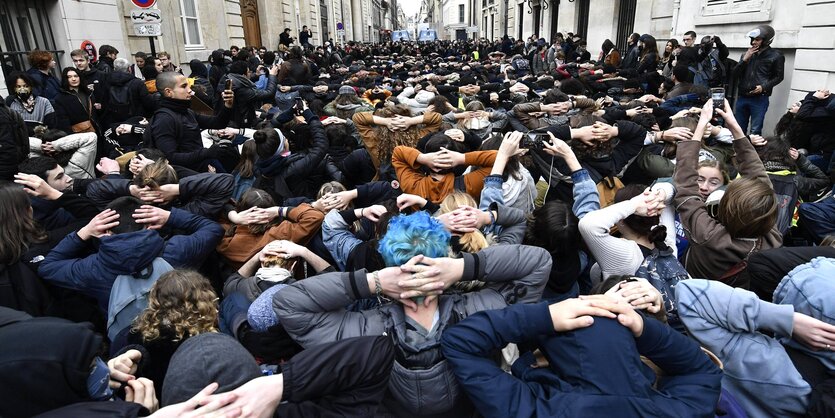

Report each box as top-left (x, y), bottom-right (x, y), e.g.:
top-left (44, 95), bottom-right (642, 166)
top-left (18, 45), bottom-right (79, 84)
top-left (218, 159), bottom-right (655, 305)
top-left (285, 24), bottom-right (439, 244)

top-left (161, 333), bottom-right (261, 406)
top-left (189, 59), bottom-right (207, 78)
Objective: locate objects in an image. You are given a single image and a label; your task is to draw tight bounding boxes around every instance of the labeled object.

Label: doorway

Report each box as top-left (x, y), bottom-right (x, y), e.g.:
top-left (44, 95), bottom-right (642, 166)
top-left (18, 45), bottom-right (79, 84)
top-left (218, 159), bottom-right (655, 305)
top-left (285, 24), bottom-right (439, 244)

top-left (320, 0), bottom-right (330, 43)
top-left (240, 0), bottom-right (262, 47)
top-left (615, 0), bottom-right (636, 53)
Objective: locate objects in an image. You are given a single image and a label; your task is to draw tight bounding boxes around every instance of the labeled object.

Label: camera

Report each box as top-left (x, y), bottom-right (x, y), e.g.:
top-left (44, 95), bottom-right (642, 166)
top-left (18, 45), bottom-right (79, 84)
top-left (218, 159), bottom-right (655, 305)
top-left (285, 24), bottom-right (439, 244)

top-left (521, 132), bottom-right (549, 150)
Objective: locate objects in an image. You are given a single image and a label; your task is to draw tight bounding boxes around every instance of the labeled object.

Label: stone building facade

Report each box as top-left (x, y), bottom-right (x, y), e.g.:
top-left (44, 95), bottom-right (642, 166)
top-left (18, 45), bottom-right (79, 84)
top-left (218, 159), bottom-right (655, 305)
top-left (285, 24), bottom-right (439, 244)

top-left (481, 0), bottom-right (835, 135)
top-left (0, 0), bottom-right (383, 96)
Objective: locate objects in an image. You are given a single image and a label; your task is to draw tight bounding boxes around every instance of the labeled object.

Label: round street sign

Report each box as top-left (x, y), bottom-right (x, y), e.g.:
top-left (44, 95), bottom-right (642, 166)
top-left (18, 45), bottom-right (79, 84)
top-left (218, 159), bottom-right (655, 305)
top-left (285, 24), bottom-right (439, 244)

top-left (336, 22), bottom-right (344, 30)
top-left (131, 0), bottom-right (157, 8)
top-left (80, 40), bottom-right (97, 62)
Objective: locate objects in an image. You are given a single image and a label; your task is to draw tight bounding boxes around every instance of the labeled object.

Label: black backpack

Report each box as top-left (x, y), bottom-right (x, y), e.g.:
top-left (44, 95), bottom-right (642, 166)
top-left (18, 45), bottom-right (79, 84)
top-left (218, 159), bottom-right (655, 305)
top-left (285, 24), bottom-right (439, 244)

top-left (0, 104), bottom-right (29, 165)
top-left (107, 82), bottom-right (134, 122)
top-left (694, 49), bottom-right (726, 89)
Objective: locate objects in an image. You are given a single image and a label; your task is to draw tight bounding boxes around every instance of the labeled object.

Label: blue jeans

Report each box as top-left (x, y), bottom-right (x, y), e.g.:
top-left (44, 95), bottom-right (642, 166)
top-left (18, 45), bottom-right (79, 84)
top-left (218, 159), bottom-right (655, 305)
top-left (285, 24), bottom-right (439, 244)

top-left (735, 95), bottom-right (770, 135)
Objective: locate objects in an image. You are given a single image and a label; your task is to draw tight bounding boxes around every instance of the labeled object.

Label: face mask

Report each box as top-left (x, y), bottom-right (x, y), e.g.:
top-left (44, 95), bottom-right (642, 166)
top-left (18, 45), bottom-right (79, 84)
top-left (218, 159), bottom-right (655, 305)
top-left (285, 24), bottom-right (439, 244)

top-left (87, 356), bottom-right (114, 401)
top-left (15, 86), bottom-right (32, 100)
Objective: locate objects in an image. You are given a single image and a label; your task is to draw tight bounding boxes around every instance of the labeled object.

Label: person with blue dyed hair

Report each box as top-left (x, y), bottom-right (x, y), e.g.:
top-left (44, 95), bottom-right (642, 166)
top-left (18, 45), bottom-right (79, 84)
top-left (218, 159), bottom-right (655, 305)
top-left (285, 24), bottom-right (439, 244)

top-left (378, 211), bottom-right (450, 267)
top-left (273, 209), bottom-right (551, 417)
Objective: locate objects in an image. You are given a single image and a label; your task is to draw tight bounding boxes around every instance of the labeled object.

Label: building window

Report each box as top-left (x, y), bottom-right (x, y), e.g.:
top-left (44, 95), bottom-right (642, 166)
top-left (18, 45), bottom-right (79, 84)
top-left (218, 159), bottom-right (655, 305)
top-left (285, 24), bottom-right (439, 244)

top-left (459, 4), bottom-right (465, 22)
top-left (702, 0), bottom-right (766, 16)
top-left (179, 0), bottom-right (202, 46)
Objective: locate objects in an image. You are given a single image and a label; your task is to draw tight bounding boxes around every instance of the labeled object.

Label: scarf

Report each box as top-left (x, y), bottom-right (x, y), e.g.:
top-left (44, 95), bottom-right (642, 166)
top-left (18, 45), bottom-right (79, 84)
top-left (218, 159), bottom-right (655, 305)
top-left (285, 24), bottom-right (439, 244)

top-left (336, 102), bottom-right (362, 110)
top-left (19, 95), bottom-right (36, 113)
top-left (255, 148), bottom-right (287, 177)
top-left (159, 97), bottom-right (192, 113)
top-left (764, 161), bottom-right (792, 172)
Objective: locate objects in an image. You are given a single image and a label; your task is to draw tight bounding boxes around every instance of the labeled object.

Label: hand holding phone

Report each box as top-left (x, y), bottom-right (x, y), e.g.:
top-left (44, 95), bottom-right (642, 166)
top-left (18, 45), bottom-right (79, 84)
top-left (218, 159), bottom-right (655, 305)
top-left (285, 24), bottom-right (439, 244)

top-left (225, 79), bottom-right (233, 92)
top-left (710, 88), bottom-right (725, 111)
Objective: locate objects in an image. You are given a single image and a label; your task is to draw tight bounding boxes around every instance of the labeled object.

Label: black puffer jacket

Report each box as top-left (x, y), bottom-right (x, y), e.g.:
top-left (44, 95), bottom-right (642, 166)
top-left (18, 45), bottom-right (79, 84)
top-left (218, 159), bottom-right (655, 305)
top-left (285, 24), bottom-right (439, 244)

top-left (102, 71), bottom-right (156, 126)
top-left (255, 108), bottom-right (344, 205)
top-left (146, 98), bottom-right (231, 171)
top-left (0, 308), bottom-right (103, 418)
top-left (86, 172), bottom-right (233, 219)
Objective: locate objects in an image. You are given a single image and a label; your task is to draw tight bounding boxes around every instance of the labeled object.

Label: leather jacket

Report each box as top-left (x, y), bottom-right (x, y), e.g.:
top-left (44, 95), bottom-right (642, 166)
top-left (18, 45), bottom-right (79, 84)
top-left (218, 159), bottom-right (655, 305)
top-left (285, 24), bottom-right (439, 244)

top-left (734, 46), bottom-right (784, 97)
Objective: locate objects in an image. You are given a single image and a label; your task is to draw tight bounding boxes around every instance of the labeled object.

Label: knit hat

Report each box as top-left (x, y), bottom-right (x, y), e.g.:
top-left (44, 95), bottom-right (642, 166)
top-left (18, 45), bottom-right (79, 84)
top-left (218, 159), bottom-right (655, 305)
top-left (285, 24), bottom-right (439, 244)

top-left (247, 283), bottom-right (288, 332)
top-left (338, 85), bottom-right (357, 96)
top-left (161, 333), bottom-right (261, 406)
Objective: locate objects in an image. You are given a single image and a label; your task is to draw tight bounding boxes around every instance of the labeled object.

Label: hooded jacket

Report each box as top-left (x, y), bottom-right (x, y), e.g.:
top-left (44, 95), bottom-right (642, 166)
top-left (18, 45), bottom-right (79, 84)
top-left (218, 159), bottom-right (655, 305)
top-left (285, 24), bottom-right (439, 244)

top-left (223, 72), bottom-right (277, 128)
top-left (256, 108), bottom-right (343, 204)
top-left (274, 244), bottom-right (550, 416)
top-left (442, 302), bottom-right (722, 418)
top-left (677, 259), bottom-right (835, 418)
top-left (0, 308), bottom-right (103, 418)
top-left (102, 71), bottom-right (156, 126)
top-left (38, 207), bottom-right (223, 311)
top-left (85, 172), bottom-right (233, 219)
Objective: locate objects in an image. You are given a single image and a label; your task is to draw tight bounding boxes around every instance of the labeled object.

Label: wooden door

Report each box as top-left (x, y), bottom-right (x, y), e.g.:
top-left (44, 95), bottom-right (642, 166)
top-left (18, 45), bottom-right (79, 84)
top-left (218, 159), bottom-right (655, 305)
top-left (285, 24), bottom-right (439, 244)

top-left (241, 0), bottom-right (262, 47)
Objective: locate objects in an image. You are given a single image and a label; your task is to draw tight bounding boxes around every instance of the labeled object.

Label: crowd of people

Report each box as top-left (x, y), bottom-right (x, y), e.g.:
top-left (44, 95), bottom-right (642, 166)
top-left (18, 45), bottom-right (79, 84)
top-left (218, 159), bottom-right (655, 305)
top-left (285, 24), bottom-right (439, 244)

top-left (1, 22), bottom-right (835, 418)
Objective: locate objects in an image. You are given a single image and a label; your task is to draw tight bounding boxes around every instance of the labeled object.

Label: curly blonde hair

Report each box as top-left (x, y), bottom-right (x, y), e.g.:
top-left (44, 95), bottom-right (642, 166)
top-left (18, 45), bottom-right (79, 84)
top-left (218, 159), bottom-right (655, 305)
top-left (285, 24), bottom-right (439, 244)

top-left (132, 270), bottom-right (218, 342)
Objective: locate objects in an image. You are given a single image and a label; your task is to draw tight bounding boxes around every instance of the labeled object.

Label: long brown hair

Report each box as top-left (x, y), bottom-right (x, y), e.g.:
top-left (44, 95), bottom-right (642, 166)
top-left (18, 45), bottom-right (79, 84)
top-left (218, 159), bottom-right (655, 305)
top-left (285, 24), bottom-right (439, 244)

top-left (231, 188), bottom-right (279, 235)
top-left (373, 104), bottom-right (421, 164)
top-left (0, 182), bottom-right (47, 264)
top-left (233, 140), bottom-right (257, 178)
top-left (132, 269), bottom-right (218, 342)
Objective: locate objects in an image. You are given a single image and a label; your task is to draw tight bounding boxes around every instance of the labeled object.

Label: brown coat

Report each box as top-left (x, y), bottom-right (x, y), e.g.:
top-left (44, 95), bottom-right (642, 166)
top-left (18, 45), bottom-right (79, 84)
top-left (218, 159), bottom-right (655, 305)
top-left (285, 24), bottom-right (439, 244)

top-left (217, 203), bottom-right (324, 268)
top-left (673, 139), bottom-right (782, 284)
top-left (393, 146), bottom-right (497, 203)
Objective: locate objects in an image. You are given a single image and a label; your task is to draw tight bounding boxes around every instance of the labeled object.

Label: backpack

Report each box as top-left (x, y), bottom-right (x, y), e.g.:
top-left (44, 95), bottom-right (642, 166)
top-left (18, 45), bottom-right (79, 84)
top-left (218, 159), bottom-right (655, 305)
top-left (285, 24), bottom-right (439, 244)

top-left (107, 82), bottom-right (134, 122)
top-left (1, 104), bottom-right (29, 165)
top-left (634, 243), bottom-right (689, 332)
top-left (693, 50), bottom-right (726, 89)
top-left (512, 57), bottom-right (530, 72)
top-left (106, 257), bottom-right (173, 341)
top-left (596, 175), bottom-right (625, 208)
top-left (767, 172), bottom-right (800, 236)
top-left (0, 261), bottom-right (50, 317)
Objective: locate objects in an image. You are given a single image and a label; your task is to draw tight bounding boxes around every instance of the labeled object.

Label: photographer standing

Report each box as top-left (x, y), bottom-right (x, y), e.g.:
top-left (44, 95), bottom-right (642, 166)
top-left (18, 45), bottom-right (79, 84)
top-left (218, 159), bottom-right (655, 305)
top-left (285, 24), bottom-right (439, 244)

top-left (734, 24), bottom-right (785, 135)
